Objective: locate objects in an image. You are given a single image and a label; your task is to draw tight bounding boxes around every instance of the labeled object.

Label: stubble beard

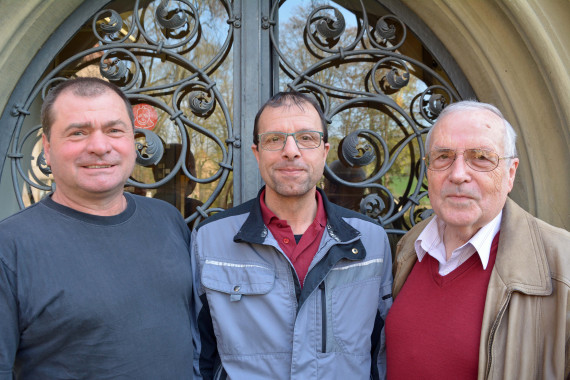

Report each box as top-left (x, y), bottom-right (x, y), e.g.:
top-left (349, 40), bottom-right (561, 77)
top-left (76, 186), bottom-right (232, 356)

top-left (266, 168), bottom-right (318, 198)
top-left (272, 180), bottom-right (314, 198)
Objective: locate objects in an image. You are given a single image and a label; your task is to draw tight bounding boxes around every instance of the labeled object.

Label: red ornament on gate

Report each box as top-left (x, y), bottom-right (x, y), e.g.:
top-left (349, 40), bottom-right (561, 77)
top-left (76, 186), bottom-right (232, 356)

top-left (133, 103), bottom-right (158, 130)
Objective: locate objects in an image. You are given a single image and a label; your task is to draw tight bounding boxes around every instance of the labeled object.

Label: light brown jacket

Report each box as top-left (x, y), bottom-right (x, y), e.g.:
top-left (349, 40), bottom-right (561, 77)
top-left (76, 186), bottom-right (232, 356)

top-left (392, 198), bottom-right (570, 379)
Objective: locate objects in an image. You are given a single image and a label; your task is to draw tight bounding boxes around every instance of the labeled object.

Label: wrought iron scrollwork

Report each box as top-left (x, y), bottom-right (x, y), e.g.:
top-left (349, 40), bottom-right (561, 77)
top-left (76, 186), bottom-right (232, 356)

top-left (6, 0), bottom-right (235, 225)
top-left (134, 128), bottom-right (164, 166)
top-left (338, 131), bottom-right (376, 168)
top-left (4, 0), bottom-right (468, 235)
top-left (272, 0), bottom-right (461, 235)
top-left (313, 6), bottom-right (346, 40)
top-left (36, 151), bottom-right (51, 176)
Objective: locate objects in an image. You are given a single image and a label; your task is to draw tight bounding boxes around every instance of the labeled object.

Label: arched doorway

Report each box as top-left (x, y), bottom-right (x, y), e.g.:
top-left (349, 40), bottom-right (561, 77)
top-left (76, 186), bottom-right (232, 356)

top-left (0, 0), bottom-right (474, 238)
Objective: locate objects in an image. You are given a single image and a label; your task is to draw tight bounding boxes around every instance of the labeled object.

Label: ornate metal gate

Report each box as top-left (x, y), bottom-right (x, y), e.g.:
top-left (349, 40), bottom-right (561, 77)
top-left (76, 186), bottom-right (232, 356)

top-left (0, 0), bottom-right (474, 238)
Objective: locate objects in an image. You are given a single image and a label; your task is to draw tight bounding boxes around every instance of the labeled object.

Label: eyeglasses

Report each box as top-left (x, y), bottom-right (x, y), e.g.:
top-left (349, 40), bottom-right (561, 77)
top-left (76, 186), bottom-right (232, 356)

top-left (424, 149), bottom-right (515, 172)
top-left (257, 131), bottom-right (324, 151)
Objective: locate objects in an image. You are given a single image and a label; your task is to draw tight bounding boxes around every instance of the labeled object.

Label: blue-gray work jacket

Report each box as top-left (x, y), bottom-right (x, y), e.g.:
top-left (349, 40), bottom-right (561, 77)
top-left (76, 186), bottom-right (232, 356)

top-left (191, 188), bottom-right (393, 380)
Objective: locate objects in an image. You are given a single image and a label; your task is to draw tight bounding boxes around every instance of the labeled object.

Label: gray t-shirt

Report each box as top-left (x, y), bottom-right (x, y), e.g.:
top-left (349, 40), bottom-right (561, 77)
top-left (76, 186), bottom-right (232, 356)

top-left (0, 193), bottom-right (193, 379)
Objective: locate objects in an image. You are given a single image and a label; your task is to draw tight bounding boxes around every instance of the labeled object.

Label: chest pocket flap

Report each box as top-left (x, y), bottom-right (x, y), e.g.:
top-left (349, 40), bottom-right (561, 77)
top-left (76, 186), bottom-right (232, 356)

top-left (201, 260), bottom-right (275, 296)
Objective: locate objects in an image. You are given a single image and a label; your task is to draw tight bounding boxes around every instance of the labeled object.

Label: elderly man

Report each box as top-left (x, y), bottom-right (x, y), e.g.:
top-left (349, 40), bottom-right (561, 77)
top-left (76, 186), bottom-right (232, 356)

top-left (191, 92), bottom-right (393, 379)
top-left (0, 77), bottom-right (194, 379)
top-left (386, 101), bottom-right (570, 379)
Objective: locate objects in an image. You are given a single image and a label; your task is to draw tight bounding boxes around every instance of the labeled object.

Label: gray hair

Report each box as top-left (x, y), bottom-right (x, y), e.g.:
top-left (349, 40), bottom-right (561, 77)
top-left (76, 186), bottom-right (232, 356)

top-left (425, 100), bottom-right (518, 158)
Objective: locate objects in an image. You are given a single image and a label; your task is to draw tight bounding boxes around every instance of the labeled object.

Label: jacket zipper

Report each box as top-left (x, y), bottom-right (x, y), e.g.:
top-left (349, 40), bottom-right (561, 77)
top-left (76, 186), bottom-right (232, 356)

top-left (485, 291), bottom-right (512, 379)
top-left (319, 282), bottom-right (326, 353)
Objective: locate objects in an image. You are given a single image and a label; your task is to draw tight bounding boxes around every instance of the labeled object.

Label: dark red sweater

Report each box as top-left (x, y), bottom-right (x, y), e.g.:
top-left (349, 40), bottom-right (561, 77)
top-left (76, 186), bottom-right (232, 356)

top-left (385, 232), bottom-right (500, 379)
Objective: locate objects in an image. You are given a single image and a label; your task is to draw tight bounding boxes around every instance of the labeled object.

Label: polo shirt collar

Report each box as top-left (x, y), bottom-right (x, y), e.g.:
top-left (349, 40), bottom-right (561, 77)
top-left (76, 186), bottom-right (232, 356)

top-left (259, 188), bottom-right (326, 229)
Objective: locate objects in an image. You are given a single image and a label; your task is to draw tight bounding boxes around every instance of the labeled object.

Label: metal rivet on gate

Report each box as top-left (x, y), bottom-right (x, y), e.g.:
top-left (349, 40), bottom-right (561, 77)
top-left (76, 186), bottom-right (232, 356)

top-left (233, 285), bottom-right (241, 292)
top-left (352, 248), bottom-right (358, 254)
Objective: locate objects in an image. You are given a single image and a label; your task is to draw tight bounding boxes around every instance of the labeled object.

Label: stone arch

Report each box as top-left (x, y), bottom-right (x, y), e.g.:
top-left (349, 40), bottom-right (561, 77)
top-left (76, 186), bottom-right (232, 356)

top-left (398, 0), bottom-right (570, 228)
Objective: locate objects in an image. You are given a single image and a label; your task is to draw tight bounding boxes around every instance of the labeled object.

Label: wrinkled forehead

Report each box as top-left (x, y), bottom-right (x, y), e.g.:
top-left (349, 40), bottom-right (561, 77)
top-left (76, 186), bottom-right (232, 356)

top-left (431, 109), bottom-right (506, 151)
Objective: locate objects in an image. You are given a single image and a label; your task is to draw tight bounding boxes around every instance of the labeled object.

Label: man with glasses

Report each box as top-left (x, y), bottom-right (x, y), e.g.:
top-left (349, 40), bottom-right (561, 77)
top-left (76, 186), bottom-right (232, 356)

top-left (191, 92), bottom-right (393, 379)
top-left (386, 101), bottom-right (570, 379)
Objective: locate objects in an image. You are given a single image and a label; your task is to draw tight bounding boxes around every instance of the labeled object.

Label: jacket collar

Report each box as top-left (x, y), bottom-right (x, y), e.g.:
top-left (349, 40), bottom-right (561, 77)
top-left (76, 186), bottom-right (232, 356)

top-left (233, 187), bottom-right (268, 245)
top-left (394, 198), bottom-right (552, 296)
top-left (234, 186), bottom-right (362, 245)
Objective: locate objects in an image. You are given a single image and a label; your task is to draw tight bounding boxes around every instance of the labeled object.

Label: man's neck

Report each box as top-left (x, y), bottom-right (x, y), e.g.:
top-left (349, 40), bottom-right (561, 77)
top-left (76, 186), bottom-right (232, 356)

top-left (439, 213), bottom-right (503, 262)
top-left (51, 191), bottom-right (128, 216)
top-left (441, 222), bottom-right (485, 260)
top-left (263, 188), bottom-right (318, 235)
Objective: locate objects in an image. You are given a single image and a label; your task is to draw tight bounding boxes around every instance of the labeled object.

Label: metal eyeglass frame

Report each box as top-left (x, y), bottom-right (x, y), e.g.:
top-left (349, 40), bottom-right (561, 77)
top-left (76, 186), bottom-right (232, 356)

top-left (423, 149), bottom-right (516, 172)
top-left (257, 131), bottom-right (324, 151)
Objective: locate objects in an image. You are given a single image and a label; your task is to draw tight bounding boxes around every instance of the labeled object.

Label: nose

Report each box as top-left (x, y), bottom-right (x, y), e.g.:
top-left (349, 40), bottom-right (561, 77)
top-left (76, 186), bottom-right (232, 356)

top-left (447, 152), bottom-right (471, 184)
top-left (86, 131), bottom-right (112, 156)
top-left (281, 135), bottom-right (301, 159)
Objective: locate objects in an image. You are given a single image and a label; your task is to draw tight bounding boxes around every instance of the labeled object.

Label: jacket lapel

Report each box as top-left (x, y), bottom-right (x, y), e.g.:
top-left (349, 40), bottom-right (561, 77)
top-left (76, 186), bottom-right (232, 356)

top-left (493, 198), bottom-right (552, 295)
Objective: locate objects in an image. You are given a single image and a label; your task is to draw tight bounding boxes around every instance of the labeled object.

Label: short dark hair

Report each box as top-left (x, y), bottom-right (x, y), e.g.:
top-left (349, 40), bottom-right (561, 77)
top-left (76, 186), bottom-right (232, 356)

top-left (41, 77), bottom-right (135, 140)
top-left (253, 91), bottom-right (328, 148)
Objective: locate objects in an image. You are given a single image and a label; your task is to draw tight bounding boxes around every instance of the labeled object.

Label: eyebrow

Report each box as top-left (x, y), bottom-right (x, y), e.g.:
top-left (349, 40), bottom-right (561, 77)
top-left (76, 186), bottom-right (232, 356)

top-left (261, 130), bottom-right (317, 134)
top-left (432, 145), bottom-right (496, 151)
top-left (63, 119), bottom-right (129, 133)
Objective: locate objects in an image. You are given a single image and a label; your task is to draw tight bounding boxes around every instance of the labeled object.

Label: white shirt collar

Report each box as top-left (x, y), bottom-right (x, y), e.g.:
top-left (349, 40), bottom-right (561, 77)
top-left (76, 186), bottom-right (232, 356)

top-left (414, 212), bottom-right (502, 275)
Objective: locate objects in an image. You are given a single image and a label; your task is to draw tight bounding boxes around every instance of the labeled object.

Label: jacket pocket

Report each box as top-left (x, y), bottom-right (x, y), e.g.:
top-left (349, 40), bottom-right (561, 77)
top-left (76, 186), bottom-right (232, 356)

top-left (200, 260), bottom-right (292, 357)
top-left (201, 259), bottom-right (275, 299)
top-left (330, 277), bottom-right (381, 355)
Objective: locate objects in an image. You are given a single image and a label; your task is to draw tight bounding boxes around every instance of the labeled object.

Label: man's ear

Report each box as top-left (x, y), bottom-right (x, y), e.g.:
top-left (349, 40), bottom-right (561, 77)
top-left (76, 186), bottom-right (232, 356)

top-left (251, 144), bottom-right (260, 164)
top-left (322, 142), bottom-right (330, 159)
top-left (506, 158), bottom-right (519, 192)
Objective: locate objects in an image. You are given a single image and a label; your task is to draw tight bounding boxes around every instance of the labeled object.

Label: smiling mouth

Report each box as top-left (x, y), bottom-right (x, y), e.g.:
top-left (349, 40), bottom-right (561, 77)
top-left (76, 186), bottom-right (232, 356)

top-left (84, 165), bottom-right (114, 169)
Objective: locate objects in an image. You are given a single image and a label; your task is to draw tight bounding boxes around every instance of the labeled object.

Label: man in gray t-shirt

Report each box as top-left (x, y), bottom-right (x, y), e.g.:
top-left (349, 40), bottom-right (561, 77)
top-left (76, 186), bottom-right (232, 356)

top-left (0, 77), bottom-right (193, 379)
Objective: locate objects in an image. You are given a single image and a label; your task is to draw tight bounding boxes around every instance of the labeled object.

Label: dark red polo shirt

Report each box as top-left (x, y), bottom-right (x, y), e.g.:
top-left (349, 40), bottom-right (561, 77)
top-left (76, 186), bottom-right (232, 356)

top-left (260, 189), bottom-right (327, 287)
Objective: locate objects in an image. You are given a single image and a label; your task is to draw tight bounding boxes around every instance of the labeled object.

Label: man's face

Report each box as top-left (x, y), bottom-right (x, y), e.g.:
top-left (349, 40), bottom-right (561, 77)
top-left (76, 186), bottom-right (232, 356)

top-left (427, 109), bottom-right (518, 235)
top-left (251, 102), bottom-right (330, 199)
top-left (42, 90), bottom-right (136, 204)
